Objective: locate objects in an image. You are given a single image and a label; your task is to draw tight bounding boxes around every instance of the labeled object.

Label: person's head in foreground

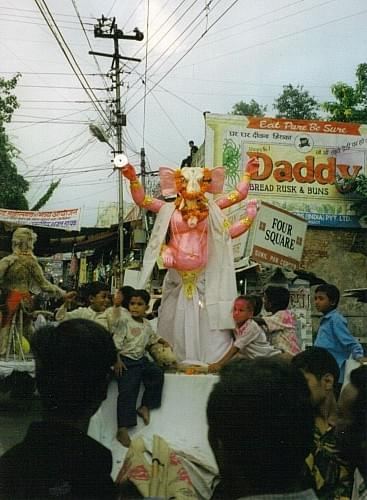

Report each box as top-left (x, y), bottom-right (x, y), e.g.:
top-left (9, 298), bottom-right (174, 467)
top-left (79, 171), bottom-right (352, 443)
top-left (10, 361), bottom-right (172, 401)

top-left (336, 364), bottom-right (367, 482)
top-left (32, 319), bottom-right (116, 424)
top-left (207, 357), bottom-right (315, 499)
top-left (292, 346), bottom-right (339, 408)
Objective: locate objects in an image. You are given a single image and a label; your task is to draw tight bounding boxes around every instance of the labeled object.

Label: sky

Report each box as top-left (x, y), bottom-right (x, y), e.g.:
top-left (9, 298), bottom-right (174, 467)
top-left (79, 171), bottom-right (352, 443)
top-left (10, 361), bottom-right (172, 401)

top-left (1, 0), bottom-right (367, 227)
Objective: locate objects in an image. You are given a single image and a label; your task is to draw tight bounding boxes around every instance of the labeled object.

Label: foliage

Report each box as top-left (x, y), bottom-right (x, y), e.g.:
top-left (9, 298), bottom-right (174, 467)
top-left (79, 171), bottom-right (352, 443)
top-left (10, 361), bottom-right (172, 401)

top-left (273, 84), bottom-right (320, 119)
top-left (0, 74), bottom-right (20, 123)
top-left (349, 174), bottom-right (367, 216)
top-left (322, 64), bottom-right (367, 123)
top-left (0, 74), bottom-right (30, 210)
top-left (0, 129), bottom-right (29, 210)
top-left (0, 75), bottom-right (60, 211)
top-left (335, 174), bottom-right (367, 216)
top-left (31, 179), bottom-right (61, 211)
top-left (231, 99), bottom-right (267, 117)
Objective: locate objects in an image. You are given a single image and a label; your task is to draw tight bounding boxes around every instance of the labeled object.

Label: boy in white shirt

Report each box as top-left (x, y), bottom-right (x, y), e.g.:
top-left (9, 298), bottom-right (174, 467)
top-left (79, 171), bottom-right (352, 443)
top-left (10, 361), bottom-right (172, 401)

top-left (55, 282), bottom-right (110, 330)
top-left (112, 289), bottom-right (169, 447)
top-left (105, 285), bottom-right (135, 333)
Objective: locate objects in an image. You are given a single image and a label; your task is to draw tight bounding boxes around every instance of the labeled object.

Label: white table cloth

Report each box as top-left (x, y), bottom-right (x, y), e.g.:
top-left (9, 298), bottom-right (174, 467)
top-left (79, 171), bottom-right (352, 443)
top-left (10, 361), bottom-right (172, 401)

top-left (88, 372), bottom-right (219, 497)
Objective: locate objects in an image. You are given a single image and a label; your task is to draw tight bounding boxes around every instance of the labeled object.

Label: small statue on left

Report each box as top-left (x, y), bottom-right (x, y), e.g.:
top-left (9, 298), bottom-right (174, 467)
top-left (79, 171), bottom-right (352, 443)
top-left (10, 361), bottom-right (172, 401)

top-left (0, 227), bottom-right (67, 357)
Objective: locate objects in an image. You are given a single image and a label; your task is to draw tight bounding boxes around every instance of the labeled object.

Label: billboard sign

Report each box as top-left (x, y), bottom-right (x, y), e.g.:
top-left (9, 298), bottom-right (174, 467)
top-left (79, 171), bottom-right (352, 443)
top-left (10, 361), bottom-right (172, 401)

top-left (205, 114), bottom-right (367, 228)
top-left (230, 201), bottom-right (307, 269)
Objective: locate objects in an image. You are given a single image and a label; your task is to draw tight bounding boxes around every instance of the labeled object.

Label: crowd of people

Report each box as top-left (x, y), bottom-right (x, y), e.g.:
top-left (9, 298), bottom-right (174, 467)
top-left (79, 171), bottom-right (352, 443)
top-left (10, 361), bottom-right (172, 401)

top-left (0, 280), bottom-right (366, 500)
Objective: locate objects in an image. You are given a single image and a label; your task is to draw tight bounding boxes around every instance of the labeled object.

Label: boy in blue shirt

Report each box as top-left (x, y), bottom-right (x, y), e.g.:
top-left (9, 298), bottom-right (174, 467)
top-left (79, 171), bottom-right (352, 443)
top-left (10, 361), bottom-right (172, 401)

top-left (314, 283), bottom-right (366, 388)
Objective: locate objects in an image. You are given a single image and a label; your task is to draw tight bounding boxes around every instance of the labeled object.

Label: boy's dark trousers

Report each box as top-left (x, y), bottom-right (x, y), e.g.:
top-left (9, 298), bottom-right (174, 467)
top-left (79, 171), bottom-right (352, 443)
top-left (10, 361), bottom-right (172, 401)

top-left (116, 355), bottom-right (164, 428)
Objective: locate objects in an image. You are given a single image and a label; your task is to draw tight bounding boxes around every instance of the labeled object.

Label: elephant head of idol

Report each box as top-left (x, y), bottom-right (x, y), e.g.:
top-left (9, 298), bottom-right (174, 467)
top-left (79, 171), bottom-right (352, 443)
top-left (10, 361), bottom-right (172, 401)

top-left (160, 166), bottom-right (226, 228)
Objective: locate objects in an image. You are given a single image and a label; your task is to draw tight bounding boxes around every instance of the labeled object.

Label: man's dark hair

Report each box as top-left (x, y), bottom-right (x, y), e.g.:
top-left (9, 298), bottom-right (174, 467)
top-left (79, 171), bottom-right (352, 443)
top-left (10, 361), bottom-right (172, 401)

top-left (31, 319), bottom-right (116, 419)
top-left (88, 281), bottom-right (109, 297)
top-left (315, 283), bottom-right (340, 308)
top-left (292, 346), bottom-right (340, 385)
top-left (79, 281), bottom-right (110, 306)
top-left (207, 358), bottom-right (313, 497)
top-left (349, 364), bottom-right (367, 434)
top-left (129, 289), bottom-right (150, 306)
top-left (119, 285), bottom-right (135, 309)
top-left (264, 286), bottom-right (290, 312)
top-left (337, 365), bottom-right (367, 478)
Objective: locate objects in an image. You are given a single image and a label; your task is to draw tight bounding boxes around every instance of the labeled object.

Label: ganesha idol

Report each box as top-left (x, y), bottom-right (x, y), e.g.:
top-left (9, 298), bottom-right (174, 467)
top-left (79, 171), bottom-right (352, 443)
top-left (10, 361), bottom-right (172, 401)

top-left (122, 158), bottom-right (259, 364)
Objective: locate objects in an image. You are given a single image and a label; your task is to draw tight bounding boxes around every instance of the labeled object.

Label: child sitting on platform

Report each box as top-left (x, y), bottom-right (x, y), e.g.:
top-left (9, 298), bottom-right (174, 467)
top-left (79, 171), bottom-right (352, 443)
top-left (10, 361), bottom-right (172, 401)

top-left (112, 289), bottom-right (169, 448)
top-left (105, 285), bottom-right (135, 332)
top-left (208, 295), bottom-right (281, 373)
top-left (262, 285), bottom-right (301, 356)
top-left (55, 282), bottom-right (110, 331)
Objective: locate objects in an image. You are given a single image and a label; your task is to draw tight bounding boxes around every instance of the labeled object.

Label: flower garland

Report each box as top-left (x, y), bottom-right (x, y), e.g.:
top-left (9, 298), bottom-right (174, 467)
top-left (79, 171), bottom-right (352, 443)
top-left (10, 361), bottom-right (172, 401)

top-left (174, 168), bottom-right (211, 223)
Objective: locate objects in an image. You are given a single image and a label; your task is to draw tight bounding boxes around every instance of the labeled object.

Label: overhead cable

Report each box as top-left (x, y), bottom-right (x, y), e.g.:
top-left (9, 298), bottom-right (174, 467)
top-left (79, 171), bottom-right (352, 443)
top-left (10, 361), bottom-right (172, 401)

top-left (127, 0), bottom-right (240, 113)
top-left (34, 0), bottom-right (110, 126)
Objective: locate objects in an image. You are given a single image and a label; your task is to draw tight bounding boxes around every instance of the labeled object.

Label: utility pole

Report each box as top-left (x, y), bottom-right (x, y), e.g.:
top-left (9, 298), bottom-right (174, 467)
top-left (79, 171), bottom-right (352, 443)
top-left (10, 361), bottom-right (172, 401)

top-left (140, 147), bottom-right (147, 261)
top-left (90, 16), bottom-right (143, 285)
top-left (140, 147), bottom-right (146, 192)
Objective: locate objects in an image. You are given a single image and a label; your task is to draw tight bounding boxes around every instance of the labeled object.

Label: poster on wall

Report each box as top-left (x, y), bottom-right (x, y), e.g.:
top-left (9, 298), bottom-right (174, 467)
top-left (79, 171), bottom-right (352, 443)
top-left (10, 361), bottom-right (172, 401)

top-left (205, 114), bottom-right (367, 228)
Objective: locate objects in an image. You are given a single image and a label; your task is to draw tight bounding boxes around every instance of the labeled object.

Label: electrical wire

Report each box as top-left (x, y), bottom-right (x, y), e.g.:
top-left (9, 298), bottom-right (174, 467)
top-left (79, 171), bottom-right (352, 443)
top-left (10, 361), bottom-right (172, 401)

top-left (126, 0), bottom-right (241, 113)
top-left (127, 120), bottom-right (181, 165)
top-left (34, 0), bottom-right (110, 126)
top-left (15, 99), bottom-right (107, 103)
top-left (197, 0), bottom-right (306, 41)
top-left (1, 71), bottom-right (109, 76)
top-left (197, 0), bottom-right (340, 49)
top-left (142, 0), bottom-right (150, 147)
top-left (129, 0), bottom-right (196, 62)
top-left (0, 5), bottom-right (95, 20)
top-left (123, 0), bottom-right (207, 100)
top-left (121, 0), bottom-right (145, 29)
top-left (22, 129), bottom-right (87, 160)
top-left (71, 0), bottom-right (114, 106)
top-left (178, 7), bottom-right (367, 68)
top-left (123, 0), bottom-right (227, 109)
top-left (25, 135), bottom-right (100, 203)
top-left (159, 74), bottom-right (332, 90)
top-left (24, 165), bottom-right (111, 179)
top-left (17, 84), bottom-right (107, 90)
top-left (150, 92), bottom-right (188, 144)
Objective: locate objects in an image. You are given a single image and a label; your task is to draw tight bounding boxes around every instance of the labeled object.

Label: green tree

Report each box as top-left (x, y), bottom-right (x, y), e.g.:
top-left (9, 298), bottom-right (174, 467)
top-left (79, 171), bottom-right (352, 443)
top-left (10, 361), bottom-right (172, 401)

top-left (0, 74), bottom-right (29, 210)
top-left (31, 179), bottom-right (61, 211)
top-left (0, 75), bottom-right (60, 211)
top-left (322, 63), bottom-right (367, 123)
top-left (231, 99), bottom-right (267, 116)
top-left (273, 84), bottom-right (320, 119)
top-left (335, 173), bottom-right (367, 218)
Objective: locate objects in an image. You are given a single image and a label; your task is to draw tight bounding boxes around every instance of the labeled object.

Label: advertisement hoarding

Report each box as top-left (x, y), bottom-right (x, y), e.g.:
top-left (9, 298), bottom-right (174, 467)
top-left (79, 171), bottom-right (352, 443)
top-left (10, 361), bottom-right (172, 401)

top-left (231, 201), bottom-right (307, 270)
top-left (205, 114), bottom-right (367, 228)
